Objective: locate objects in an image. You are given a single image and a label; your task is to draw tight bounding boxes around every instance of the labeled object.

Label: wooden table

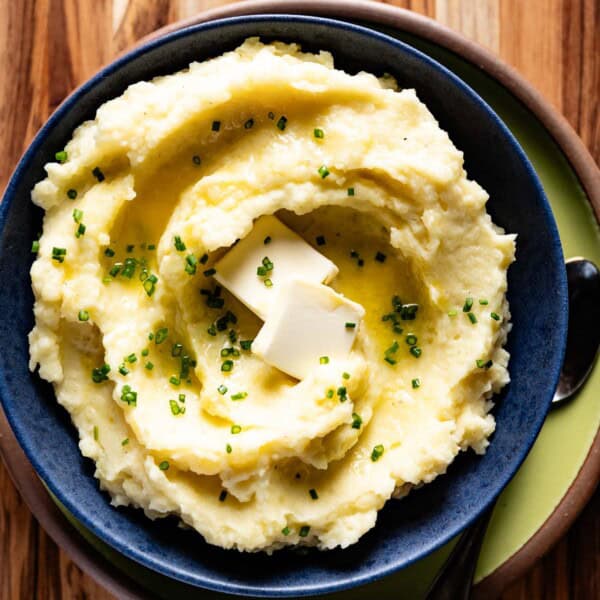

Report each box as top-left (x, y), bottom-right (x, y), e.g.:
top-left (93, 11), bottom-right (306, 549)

top-left (0, 1), bottom-right (598, 598)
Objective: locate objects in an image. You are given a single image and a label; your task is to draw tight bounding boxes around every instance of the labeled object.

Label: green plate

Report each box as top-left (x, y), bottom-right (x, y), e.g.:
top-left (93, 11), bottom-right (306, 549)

top-left (53, 21), bottom-right (600, 600)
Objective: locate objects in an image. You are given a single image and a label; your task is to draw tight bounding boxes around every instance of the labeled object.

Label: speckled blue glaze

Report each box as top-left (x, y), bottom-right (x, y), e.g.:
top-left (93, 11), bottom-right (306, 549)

top-left (0, 15), bottom-right (567, 598)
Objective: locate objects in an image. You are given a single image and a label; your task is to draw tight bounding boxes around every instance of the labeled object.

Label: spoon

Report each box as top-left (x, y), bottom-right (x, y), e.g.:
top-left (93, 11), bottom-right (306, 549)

top-left (426, 258), bottom-right (600, 600)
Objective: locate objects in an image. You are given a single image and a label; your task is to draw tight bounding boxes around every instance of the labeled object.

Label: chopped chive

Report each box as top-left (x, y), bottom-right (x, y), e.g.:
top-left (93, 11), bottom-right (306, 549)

top-left (342, 372), bottom-right (350, 380)
top-left (231, 424), bottom-right (242, 434)
top-left (385, 341), bottom-right (399, 355)
top-left (240, 340), bottom-right (253, 351)
top-left (218, 384), bottom-right (228, 395)
top-left (78, 310), bottom-right (89, 322)
top-left (309, 488), bottom-right (319, 500)
top-left (55, 150), bottom-right (67, 163)
top-left (159, 460), bottom-right (169, 471)
top-left (410, 346), bottom-right (422, 358)
top-left (192, 155), bottom-right (201, 165)
top-left (221, 360), bottom-right (233, 372)
top-left (31, 240), bottom-right (40, 253)
top-left (169, 376), bottom-right (180, 386)
top-left (264, 236), bottom-right (272, 245)
top-left (491, 312), bottom-right (501, 321)
top-left (104, 247), bottom-right (115, 257)
top-left (351, 413), bottom-right (362, 429)
top-left (174, 236), bottom-right (186, 252)
top-left (147, 244), bottom-right (156, 251)
top-left (120, 385), bottom-right (137, 406)
top-left (448, 309), bottom-right (458, 317)
top-left (207, 325), bottom-right (217, 336)
top-left (126, 244), bottom-right (134, 253)
top-left (212, 120), bottom-right (221, 132)
top-left (400, 303), bottom-right (419, 320)
top-left (92, 166), bottom-right (105, 182)
top-left (171, 343), bottom-right (183, 357)
top-left (52, 247), bottom-right (67, 263)
top-left (276, 116), bottom-right (287, 131)
top-left (244, 118), bottom-right (254, 129)
top-left (109, 263), bottom-right (122, 277)
top-left (155, 328), bottom-right (169, 344)
top-left (75, 223), bottom-right (86, 238)
top-left (199, 253), bottom-right (209, 265)
top-left (145, 361), bottom-right (154, 370)
top-left (316, 235), bottom-right (326, 246)
top-left (299, 526), bottom-right (310, 537)
top-left (405, 334), bottom-right (417, 346)
top-left (91, 365), bottom-right (110, 383)
top-left (121, 258), bottom-right (136, 278)
top-left (185, 254), bottom-right (198, 275)
top-left (319, 356), bottom-right (329, 364)
top-left (463, 297), bottom-right (474, 312)
top-left (126, 353), bottom-right (137, 363)
top-left (357, 258), bottom-right (364, 267)
top-left (226, 443), bottom-right (232, 454)
top-left (468, 312), bottom-right (478, 324)
top-left (148, 332), bottom-right (154, 340)
top-left (169, 399), bottom-right (184, 416)
top-left (371, 444), bottom-right (384, 462)
top-left (375, 251), bottom-right (386, 263)
top-left (476, 359), bottom-right (493, 369)
top-left (203, 268), bottom-right (216, 277)
top-left (384, 356), bottom-right (397, 365)
top-left (121, 438), bottom-right (129, 446)
top-left (118, 364), bottom-right (129, 376)
top-left (326, 389), bottom-right (334, 398)
top-left (264, 278), bottom-right (273, 287)
top-left (479, 299), bottom-right (489, 305)
top-left (93, 425), bottom-right (99, 441)
top-left (318, 165), bottom-right (330, 178)
top-left (337, 386), bottom-right (347, 401)
top-left (282, 526), bottom-right (290, 536)
top-left (347, 187), bottom-right (355, 196)
top-left (143, 274), bottom-right (158, 296)
top-left (412, 378), bottom-right (421, 389)
top-left (231, 391), bottom-right (248, 401)
top-left (67, 188), bottom-right (77, 200)
top-left (268, 111), bottom-right (275, 120)
top-left (313, 128), bottom-right (324, 139)
top-left (219, 490), bottom-right (227, 502)
top-left (141, 348), bottom-right (149, 357)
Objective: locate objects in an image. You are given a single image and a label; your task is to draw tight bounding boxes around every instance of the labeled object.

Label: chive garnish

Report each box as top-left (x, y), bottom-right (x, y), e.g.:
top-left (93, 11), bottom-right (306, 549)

top-left (174, 236), bottom-right (186, 251)
top-left (118, 364), bottom-right (129, 376)
top-left (169, 376), bottom-right (180, 386)
top-left (31, 240), bottom-right (39, 253)
top-left (315, 235), bottom-right (326, 246)
top-left (141, 349), bottom-right (149, 357)
top-left (75, 223), bottom-right (86, 238)
top-left (468, 312), bottom-right (478, 324)
top-left (345, 322), bottom-right (356, 329)
top-left (231, 424), bottom-right (242, 434)
top-left (264, 278), bottom-right (273, 287)
top-left (67, 189), bottom-right (77, 200)
top-left (240, 340), bottom-right (253, 351)
top-left (126, 353), bottom-right (136, 363)
top-left (309, 488), bottom-right (319, 500)
top-left (171, 343), bottom-right (183, 357)
top-left (463, 297), bottom-right (474, 312)
top-left (326, 389), bottom-right (334, 398)
top-left (410, 346), bottom-right (422, 358)
top-left (268, 111), bottom-right (275, 120)
top-left (371, 444), bottom-right (384, 462)
top-left (282, 526), bottom-right (290, 536)
top-left (405, 334), bottom-right (417, 346)
top-left (226, 444), bottom-right (232, 454)
top-left (276, 116), bottom-right (287, 131)
top-left (347, 187), bottom-right (355, 196)
top-left (479, 299), bottom-right (489, 305)
top-left (491, 312), bottom-right (501, 321)
top-left (91, 364), bottom-right (110, 383)
top-left (143, 274), bottom-right (158, 296)
top-left (231, 392), bottom-right (247, 401)
top-left (212, 120), bottom-right (221, 132)
top-left (121, 438), bottom-right (129, 446)
top-left (77, 310), bottom-right (89, 322)
top-left (337, 386), bottom-right (347, 402)
top-left (92, 166), bottom-right (105, 182)
top-left (476, 359), bottom-right (493, 369)
top-left (342, 372), bottom-right (350, 380)
top-left (264, 236), bottom-right (272, 245)
top-left (219, 490), bottom-right (227, 502)
top-left (159, 460), bottom-right (169, 471)
top-left (319, 356), bottom-right (329, 365)
top-left (120, 385), bottom-right (137, 406)
top-left (203, 268), bottom-right (216, 277)
top-left (147, 244), bottom-right (156, 251)
top-left (104, 247), bottom-right (115, 257)
top-left (155, 328), bottom-right (168, 344)
top-left (126, 244), bottom-right (134, 253)
top-left (185, 254), bottom-right (197, 275)
top-left (207, 325), bottom-right (217, 336)
top-left (145, 361), bottom-right (154, 370)
top-left (199, 253), bottom-right (209, 265)
top-left (313, 128), bottom-right (324, 139)
top-left (221, 360), bottom-right (233, 372)
top-left (52, 247), bottom-right (67, 263)
top-left (55, 150), bottom-right (67, 163)
top-left (412, 378), bottom-right (421, 389)
top-left (448, 310), bottom-right (457, 317)
top-left (318, 165), bottom-right (330, 179)
top-left (93, 425), bottom-right (99, 441)
top-left (244, 118), bottom-right (254, 129)
top-left (299, 526), bottom-right (310, 537)
top-left (169, 399), bottom-right (185, 416)
top-left (218, 384), bottom-right (228, 395)
top-left (375, 251), bottom-right (386, 263)
top-left (384, 356), bottom-right (397, 365)
top-left (192, 155), bottom-right (201, 165)
top-left (351, 413), bottom-right (362, 429)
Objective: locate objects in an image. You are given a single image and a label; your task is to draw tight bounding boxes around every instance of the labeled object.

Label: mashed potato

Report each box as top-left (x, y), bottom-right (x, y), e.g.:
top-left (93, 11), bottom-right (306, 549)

top-left (29, 39), bottom-right (515, 552)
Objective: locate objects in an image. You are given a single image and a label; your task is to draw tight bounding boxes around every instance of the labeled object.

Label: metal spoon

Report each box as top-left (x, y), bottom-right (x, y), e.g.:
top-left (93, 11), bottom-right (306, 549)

top-left (426, 258), bottom-right (600, 600)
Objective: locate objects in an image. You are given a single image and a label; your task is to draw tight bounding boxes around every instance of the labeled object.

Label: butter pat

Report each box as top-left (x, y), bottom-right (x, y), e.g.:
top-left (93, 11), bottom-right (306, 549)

top-left (253, 279), bottom-right (365, 379)
top-left (214, 215), bottom-right (338, 320)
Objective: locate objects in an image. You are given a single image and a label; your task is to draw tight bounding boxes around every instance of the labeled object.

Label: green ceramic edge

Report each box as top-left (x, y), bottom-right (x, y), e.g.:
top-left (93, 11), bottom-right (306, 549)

top-left (47, 29), bottom-right (600, 600)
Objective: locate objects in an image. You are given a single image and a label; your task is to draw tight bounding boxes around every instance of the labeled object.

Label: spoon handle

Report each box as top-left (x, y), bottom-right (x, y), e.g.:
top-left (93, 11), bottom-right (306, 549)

top-left (425, 506), bottom-right (494, 600)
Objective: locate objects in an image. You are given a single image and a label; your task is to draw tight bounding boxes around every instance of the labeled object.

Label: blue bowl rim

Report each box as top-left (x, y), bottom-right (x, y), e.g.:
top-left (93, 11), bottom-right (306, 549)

top-left (0, 13), bottom-right (567, 598)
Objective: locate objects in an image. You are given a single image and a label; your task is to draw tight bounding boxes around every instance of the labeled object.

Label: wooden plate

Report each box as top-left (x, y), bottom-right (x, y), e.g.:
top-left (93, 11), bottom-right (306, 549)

top-left (1, 2), bottom-right (598, 598)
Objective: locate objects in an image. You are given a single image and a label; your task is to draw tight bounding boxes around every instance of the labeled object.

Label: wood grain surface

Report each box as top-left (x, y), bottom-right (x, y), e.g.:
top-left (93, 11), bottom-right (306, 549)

top-left (0, 1), bottom-right (598, 598)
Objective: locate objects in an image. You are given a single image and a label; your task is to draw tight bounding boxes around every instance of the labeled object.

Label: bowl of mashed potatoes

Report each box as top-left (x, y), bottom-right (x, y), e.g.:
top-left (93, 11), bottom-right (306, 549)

top-left (0, 15), bottom-right (567, 597)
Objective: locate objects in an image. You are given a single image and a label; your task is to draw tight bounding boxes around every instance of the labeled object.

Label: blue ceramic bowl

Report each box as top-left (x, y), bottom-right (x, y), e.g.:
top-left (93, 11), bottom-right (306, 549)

top-left (0, 15), bottom-right (567, 598)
